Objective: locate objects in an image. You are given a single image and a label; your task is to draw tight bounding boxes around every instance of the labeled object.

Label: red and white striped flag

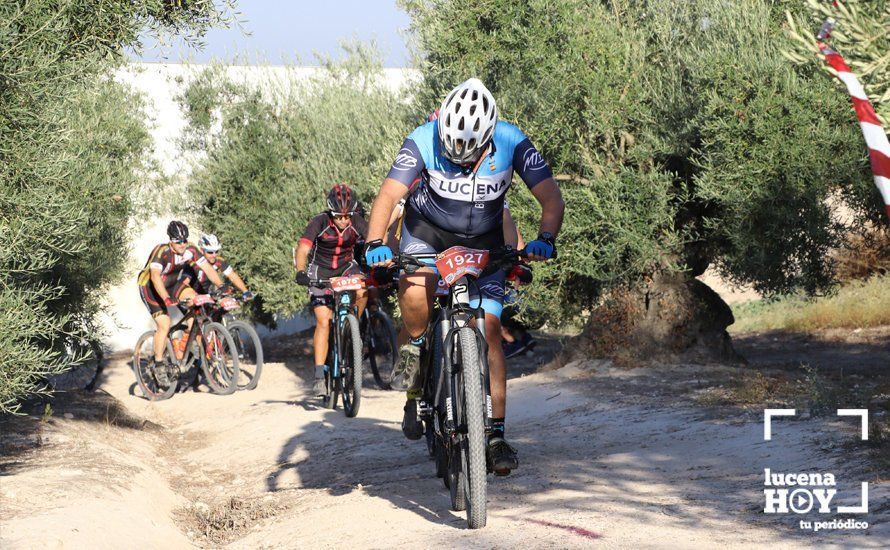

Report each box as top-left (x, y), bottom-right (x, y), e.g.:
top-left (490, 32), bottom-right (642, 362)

top-left (817, 21), bottom-right (890, 219)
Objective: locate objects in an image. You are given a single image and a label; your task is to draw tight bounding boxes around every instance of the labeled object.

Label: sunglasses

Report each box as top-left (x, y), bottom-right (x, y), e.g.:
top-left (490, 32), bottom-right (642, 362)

top-left (332, 213), bottom-right (353, 220)
top-left (171, 239), bottom-right (187, 244)
top-left (203, 250), bottom-right (219, 255)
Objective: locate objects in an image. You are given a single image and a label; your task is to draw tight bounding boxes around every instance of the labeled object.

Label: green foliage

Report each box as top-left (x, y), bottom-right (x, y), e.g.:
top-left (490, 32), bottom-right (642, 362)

top-left (402, 0), bottom-right (879, 323)
top-left (180, 0), bottom-right (882, 330)
top-left (641, 0), bottom-right (875, 294)
top-left (180, 44), bottom-right (413, 318)
top-left (0, 0), bottom-right (235, 413)
top-left (401, 0), bottom-right (680, 324)
top-left (785, 0), bottom-right (890, 122)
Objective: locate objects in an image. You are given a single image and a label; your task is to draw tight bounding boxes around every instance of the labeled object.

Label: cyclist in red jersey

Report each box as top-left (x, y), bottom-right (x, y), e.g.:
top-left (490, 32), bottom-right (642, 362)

top-left (137, 221), bottom-right (225, 378)
top-left (294, 184), bottom-right (369, 396)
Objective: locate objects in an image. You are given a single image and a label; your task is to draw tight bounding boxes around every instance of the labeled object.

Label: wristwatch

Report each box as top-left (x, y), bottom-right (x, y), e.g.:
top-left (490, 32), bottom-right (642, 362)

top-left (538, 232), bottom-right (556, 246)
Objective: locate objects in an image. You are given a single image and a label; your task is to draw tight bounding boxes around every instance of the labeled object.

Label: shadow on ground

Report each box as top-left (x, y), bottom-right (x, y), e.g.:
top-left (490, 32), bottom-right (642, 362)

top-left (733, 328), bottom-right (890, 375)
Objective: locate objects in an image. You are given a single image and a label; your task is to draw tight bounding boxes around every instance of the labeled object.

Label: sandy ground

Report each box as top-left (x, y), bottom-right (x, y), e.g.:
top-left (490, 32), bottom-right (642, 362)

top-left (1, 334), bottom-right (887, 549)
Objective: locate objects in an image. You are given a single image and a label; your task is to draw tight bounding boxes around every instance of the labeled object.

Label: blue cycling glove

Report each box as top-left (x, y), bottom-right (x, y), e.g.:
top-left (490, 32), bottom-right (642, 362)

top-left (525, 240), bottom-right (554, 259)
top-left (365, 240), bottom-right (394, 266)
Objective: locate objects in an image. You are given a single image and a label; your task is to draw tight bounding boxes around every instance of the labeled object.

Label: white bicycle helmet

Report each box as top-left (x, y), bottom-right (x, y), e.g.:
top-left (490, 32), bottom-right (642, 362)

top-left (199, 234), bottom-right (221, 253)
top-left (437, 78), bottom-right (497, 165)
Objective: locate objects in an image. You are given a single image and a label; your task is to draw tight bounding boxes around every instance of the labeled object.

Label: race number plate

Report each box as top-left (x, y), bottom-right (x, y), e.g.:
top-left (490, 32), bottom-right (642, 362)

top-left (435, 246), bottom-right (489, 285)
top-left (192, 294), bottom-right (214, 306)
top-left (330, 275), bottom-right (365, 291)
top-left (219, 297), bottom-right (240, 311)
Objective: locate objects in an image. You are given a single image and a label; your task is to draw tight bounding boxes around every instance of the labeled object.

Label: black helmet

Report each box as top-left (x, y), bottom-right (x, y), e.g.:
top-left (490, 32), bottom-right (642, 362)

top-left (167, 220), bottom-right (189, 242)
top-left (326, 183), bottom-right (358, 215)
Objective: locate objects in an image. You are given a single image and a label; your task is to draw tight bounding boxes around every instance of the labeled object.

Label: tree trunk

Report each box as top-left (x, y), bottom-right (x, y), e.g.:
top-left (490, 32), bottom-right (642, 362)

top-left (573, 272), bottom-right (742, 365)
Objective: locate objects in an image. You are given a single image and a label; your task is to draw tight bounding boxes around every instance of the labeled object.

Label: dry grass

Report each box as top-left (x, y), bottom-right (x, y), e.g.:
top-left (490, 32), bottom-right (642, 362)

top-left (730, 275), bottom-right (890, 333)
top-left (694, 371), bottom-right (798, 408)
top-left (176, 496), bottom-right (288, 546)
top-left (833, 226), bottom-right (890, 282)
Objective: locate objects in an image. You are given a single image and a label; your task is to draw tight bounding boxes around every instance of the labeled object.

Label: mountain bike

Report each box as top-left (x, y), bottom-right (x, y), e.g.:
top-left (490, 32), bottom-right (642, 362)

top-left (210, 291), bottom-right (263, 391)
top-left (392, 246), bottom-right (524, 529)
top-left (132, 292), bottom-right (240, 400)
top-left (311, 275), bottom-right (364, 417)
top-left (361, 279), bottom-right (398, 390)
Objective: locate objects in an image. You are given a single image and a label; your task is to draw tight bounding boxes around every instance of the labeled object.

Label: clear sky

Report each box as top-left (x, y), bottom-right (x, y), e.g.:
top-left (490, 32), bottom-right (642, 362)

top-left (132, 0), bottom-right (412, 67)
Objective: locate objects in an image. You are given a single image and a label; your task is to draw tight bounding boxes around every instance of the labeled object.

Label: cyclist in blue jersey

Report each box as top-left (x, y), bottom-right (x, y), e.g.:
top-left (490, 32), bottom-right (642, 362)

top-left (365, 78), bottom-right (564, 474)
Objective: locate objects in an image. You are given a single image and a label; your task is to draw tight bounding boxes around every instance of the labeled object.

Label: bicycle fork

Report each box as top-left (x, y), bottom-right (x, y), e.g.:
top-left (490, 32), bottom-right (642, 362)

top-left (440, 308), bottom-right (494, 437)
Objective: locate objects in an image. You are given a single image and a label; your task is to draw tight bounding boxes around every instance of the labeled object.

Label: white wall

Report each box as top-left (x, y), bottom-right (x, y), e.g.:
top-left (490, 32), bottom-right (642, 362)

top-left (100, 63), bottom-right (418, 351)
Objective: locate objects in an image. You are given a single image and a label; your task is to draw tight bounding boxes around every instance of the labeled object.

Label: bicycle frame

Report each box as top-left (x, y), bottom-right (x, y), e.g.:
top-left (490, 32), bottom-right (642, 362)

top-left (328, 290), bottom-right (356, 380)
top-left (430, 275), bottom-right (493, 438)
top-left (393, 250), bottom-right (523, 440)
top-left (169, 304), bottom-right (210, 370)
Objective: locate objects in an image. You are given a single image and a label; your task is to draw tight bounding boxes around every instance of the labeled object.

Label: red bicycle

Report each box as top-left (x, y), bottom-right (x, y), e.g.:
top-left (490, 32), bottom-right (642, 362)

top-left (132, 293), bottom-right (240, 400)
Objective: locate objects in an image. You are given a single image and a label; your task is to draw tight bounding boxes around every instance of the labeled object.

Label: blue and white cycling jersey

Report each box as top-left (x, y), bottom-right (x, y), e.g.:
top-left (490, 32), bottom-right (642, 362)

top-left (385, 119), bottom-right (553, 238)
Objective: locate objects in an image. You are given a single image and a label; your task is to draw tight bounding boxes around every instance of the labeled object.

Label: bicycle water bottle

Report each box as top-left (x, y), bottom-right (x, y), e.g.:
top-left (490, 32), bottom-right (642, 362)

top-left (173, 332), bottom-right (188, 360)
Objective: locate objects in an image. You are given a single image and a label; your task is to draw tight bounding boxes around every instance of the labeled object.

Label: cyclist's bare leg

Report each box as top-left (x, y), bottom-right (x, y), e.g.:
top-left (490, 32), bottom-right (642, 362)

top-left (485, 313), bottom-right (507, 419)
top-left (177, 286), bottom-right (197, 332)
top-left (153, 314), bottom-right (171, 361)
top-left (483, 312), bottom-right (518, 472)
top-left (396, 268), bottom-right (436, 436)
top-left (397, 268), bottom-right (436, 340)
top-left (355, 288), bottom-right (368, 319)
top-left (312, 305), bottom-right (333, 366)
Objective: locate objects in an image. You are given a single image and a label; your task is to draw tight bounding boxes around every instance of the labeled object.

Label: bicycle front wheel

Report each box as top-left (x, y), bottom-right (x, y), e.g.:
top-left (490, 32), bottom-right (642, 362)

top-left (456, 326), bottom-right (487, 529)
top-left (227, 320), bottom-right (263, 390)
top-left (341, 314), bottom-right (363, 417)
top-left (133, 331), bottom-right (177, 401)
top-left (200, 322), bottom-right (239, 395)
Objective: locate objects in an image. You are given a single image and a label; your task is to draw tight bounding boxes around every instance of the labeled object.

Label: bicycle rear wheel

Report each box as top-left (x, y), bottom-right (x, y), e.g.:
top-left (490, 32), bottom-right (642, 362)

top-left (456, 327), bottom-right (487, 529)
top-left (200, 322), bottom-right (239, 395)
top-left (227, 320), bottom-right (263, 390)
top-left (133, 331), bottom-right (177, 401)
top-left (366, 310), bottom-right (397, 389)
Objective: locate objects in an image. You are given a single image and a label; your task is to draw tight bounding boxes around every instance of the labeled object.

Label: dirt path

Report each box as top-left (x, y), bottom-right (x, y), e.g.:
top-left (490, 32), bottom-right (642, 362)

top-left (1, 336), bottom-right (887, 548)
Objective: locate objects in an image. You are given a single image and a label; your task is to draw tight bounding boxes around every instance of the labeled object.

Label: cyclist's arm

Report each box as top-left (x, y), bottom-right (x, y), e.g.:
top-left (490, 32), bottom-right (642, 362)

top-left (294, 241), bottom-right (311, 272)
top-left (226, 269), bottom-right (248, 293)
top-left (197, 261), bottom-right (225, 287)
top-left (508, 128), bottom-right (563, 239)
top-left (387, 198), bottom-right (405, 231)
top-left (367, 178), bottom-right (410, 242)
top-left (370, 137), bottom-right (425, 242)
top-left (530, 177), bottom-right (564, 237)
top-left (149, 267), bottom-right (171, 301)
top-left (503, 205), bottom-right (525, 249)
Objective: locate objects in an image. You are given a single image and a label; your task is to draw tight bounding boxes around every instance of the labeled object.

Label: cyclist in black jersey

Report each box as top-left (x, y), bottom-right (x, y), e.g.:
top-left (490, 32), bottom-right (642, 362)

top-left (294, 184), bottom-right (369, 396)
